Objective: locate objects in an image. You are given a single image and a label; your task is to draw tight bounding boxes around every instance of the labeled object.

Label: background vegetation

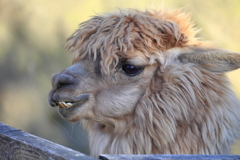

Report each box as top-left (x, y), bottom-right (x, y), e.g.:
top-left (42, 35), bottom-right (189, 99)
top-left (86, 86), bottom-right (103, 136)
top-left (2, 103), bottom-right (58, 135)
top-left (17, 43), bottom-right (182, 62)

top-left (0, 0), bottom-right (240, 155)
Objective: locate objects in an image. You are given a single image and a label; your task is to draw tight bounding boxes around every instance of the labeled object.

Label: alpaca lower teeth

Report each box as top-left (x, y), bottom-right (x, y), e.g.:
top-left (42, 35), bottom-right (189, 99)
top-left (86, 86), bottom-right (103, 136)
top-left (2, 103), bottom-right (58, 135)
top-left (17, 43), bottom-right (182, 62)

top-left (58, 102), bottom-right (66, 108)
top-left (58, 102), bottom-right (73, 108)
top-left (67, 102), bottom-right (73, 106)
top-left (62, 102), bottom-right (68, 108)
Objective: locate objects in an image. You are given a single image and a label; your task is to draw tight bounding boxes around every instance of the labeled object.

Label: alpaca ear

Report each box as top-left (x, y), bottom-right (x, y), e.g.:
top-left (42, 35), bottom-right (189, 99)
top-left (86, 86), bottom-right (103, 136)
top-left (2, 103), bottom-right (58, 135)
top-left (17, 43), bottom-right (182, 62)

top-left (178, 47), bottom-right (240, 73)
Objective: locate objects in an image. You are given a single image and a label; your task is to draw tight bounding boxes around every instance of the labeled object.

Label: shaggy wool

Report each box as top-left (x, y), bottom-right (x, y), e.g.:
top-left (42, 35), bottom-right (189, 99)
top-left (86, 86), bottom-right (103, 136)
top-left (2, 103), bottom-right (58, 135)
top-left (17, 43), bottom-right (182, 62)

top-left (57, 9), bottom-right (240, 157)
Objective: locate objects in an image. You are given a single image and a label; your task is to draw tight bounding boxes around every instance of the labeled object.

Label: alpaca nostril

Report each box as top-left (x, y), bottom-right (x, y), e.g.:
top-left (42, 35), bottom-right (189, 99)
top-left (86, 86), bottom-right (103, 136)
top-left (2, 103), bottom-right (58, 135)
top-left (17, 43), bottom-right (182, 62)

top-left (53, 74), bottom-right (75, 90)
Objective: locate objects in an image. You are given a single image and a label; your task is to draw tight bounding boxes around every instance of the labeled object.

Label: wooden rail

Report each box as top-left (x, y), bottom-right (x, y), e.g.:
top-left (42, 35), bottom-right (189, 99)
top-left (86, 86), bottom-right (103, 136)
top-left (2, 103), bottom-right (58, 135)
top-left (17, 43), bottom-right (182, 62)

top-left (1, 122), bottom-right (240, 160)
top-left (0, 122), bottom-right (96, 160)
top-left (99, 154), bottom-right (240, 160)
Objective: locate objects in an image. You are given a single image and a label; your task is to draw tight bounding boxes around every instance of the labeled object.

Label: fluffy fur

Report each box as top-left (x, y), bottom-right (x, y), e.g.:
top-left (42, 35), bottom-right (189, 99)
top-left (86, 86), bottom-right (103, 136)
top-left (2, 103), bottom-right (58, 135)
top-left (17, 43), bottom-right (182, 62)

top-left (66, 9), bottom-right (207, 75)
top-left (51, 9), bottom-right (240, 158)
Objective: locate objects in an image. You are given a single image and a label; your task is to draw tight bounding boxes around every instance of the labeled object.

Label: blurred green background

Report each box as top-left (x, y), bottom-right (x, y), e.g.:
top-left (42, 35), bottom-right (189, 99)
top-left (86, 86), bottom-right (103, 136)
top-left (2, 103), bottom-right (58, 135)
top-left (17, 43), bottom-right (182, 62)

top-left (0, 0), bottom-right (240, 155)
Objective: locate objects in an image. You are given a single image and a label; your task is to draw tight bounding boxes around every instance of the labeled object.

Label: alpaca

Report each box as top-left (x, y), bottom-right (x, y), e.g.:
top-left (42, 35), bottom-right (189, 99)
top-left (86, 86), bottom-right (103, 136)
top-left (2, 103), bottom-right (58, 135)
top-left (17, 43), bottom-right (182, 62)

top-left (48, 9), bottom-right (240, 158)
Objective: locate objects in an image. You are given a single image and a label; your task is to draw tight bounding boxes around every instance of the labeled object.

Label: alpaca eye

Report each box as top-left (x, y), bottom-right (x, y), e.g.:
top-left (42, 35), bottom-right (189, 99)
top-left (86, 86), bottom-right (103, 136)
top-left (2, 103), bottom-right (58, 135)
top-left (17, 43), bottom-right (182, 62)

top-left (122, 64), bottom-right (142, 76)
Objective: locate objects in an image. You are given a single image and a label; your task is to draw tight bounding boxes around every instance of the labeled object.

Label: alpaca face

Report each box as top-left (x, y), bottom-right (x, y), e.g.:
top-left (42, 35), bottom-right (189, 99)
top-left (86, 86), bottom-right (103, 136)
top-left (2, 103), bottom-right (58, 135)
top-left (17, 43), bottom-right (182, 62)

top-left (48, 51), bottom-right (159, 122)
top-left (48, 46), bottom-right (240, 123)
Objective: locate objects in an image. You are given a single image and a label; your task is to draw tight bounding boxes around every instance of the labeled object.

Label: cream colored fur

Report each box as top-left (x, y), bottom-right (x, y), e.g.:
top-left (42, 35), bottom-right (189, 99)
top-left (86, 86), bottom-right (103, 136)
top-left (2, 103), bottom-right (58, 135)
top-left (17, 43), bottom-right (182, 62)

top-left (62, 9), bottom-right (240, 157)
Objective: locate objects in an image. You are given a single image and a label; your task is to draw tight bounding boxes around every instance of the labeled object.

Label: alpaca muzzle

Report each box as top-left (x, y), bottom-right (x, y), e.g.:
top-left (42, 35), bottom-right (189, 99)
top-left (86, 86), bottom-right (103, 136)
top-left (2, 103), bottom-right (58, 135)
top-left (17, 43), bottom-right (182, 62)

top-left (48, 62), bottom-right (91, 120)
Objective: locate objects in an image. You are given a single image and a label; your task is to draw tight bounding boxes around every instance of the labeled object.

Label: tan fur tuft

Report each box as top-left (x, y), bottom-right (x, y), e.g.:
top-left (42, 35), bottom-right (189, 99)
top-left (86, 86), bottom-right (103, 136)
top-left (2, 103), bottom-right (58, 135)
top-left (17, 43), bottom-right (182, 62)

top-left (66, 9), bottom-right (209, 75)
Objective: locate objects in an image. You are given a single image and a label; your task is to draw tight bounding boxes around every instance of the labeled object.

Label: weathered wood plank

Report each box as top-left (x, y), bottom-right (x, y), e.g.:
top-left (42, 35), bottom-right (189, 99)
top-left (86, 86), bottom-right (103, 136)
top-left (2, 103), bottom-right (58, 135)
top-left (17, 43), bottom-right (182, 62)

top-left (99, 154), bottom-right (240, 160)
top-left (0, 122), bottom-right (96, 160)
top-left (1, 122), bottom-right (240, 160)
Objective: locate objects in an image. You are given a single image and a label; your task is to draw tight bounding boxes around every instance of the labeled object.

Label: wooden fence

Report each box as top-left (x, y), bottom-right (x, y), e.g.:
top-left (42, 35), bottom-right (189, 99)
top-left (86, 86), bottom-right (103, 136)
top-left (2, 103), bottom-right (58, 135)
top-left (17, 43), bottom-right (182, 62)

top-left (1, 122), bottom-right (240, 160)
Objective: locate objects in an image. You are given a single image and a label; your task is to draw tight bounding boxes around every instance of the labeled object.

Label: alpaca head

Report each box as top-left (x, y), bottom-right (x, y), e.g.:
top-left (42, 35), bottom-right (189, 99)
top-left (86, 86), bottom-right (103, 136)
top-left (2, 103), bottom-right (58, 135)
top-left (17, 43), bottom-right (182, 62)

top-left (48, 9), bottom-right (240, 156)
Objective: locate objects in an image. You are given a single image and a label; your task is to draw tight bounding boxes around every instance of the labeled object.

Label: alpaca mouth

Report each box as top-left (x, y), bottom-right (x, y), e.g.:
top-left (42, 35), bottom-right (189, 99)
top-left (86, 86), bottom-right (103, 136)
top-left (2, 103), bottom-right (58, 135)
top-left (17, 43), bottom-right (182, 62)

top-left (57, 93), bottom-right (90, 120)
top-left (56, 93), bottom-right (89, 109)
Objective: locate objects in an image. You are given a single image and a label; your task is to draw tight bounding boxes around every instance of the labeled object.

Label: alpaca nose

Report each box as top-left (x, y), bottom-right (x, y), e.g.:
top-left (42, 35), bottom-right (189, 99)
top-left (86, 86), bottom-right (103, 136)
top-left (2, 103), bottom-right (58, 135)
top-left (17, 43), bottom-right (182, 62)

top-left (51, 63), bottom-right (86, 90)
